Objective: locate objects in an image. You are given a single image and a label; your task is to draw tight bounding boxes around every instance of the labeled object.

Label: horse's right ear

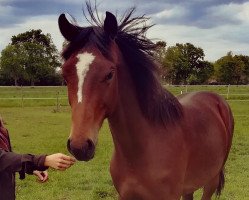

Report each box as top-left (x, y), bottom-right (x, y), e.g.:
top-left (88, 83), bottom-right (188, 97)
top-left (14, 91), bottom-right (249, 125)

top-left (58, 14), bottom-right (80, 41)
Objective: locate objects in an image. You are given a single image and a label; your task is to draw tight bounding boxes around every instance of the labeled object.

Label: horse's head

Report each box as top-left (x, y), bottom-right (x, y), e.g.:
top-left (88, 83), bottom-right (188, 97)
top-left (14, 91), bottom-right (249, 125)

top-left (59, 12), bottom-right (119, 161)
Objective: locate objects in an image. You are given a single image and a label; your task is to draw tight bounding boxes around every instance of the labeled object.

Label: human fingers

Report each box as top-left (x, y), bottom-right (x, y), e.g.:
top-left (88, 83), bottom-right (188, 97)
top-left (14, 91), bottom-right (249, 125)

top-left (60, 154), bottom-right (76, 162)
top-left (59, 159), bottom-right (75, 166)
top-left (41, 171), bottom-right (48, 182)
top-left (45, 153), bottom-right (76, 169)
top-left (57, 163), bottom-right (73, 171)
top-left (33, 171), bottom-right (44, 182)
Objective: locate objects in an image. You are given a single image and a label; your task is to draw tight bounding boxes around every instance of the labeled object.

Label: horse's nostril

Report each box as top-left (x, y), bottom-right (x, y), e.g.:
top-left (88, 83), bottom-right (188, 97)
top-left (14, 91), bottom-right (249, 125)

top-left (87, 139), bottom-right (94, 151)
top-left (67, 138), bottom-right (95, 161)
top-left (85, 139), bottom-right (95, 159)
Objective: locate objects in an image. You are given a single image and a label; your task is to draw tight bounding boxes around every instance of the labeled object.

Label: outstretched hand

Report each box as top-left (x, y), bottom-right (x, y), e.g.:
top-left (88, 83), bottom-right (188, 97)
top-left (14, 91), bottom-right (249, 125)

top-left (44, 153), bottom-right (76, 171)
top-left (33, 170), bottom-right (48, 182)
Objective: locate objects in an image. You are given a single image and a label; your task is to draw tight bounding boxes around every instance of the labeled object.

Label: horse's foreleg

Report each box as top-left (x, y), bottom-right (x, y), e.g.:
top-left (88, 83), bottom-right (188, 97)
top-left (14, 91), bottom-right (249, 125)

top-left (201, 173), bottom-right (220, 200)
top-left (182, 193), bottom-right (193, 200)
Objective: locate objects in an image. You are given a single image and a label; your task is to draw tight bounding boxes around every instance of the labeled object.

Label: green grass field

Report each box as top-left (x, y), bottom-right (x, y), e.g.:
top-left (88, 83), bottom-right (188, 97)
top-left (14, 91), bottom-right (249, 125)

top-left (0, 86), bottom-right (249, 199)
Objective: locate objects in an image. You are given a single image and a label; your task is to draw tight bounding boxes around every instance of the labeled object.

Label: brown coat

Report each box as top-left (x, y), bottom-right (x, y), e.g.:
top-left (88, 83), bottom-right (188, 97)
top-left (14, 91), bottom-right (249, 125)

top-left (0, 118), bottom-right (48, 200)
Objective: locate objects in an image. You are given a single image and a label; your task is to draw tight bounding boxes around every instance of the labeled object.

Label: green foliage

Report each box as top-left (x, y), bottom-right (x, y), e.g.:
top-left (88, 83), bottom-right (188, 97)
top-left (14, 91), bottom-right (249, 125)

top-left (155, 41), bottom-right (167, 64)
top-left (188, 61), bottom-right (214, 84)
top-left (0, 45), bottom-right (27, 85)
top-left (161, 42), bottom-right (213, 84)
top-left (0, 29), bottom-right (62, 86)
top-left (214, 52), bottom-right (249, 85)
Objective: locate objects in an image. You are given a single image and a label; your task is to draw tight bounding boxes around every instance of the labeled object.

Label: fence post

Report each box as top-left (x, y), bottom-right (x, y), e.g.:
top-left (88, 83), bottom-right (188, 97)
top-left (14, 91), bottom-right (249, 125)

top-left (56, 91), bottom-right (60, 112)
top-left (226, 84), bottom-right (230, 99)
top-left (21, 86), bottom-right (24, 108)
top-left (185, 85), bottom-right (188, 93)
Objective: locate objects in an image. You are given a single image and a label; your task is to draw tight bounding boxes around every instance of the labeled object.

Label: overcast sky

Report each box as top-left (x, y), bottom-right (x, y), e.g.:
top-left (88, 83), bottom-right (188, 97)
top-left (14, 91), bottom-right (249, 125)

top-left (0, 0), bottom-right (248, 61)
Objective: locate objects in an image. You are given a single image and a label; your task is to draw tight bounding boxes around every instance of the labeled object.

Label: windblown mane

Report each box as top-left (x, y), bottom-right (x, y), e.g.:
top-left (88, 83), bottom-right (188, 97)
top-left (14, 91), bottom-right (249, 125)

top-left (62, 3), bottom-right (183, 126)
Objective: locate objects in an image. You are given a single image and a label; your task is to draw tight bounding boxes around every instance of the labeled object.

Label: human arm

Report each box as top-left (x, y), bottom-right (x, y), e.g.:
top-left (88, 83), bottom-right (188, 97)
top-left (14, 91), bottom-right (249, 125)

top-left (0, 149), bottom-right (75, 180)
top-left (44, 153), bottom-right (76, 170)
top-left (0, 149), bottom-right (47, 174)
top-left (32, 154), bottom-right (75, 182)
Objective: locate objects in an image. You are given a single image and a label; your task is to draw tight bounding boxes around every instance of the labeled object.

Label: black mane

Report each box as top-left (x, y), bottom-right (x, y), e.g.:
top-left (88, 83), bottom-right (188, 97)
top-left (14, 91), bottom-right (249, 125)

top-left (62, 3), bottom-right (183, 126)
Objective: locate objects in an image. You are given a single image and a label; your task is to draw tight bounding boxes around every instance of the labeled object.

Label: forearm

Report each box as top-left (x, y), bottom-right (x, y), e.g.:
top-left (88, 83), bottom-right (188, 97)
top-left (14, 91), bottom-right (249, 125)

top-left (0, 149), bottom-right (24, 172)
top-left (20, 153), bottom-right (48, 174)
top-left (0, 149), bottom-right (48, 174)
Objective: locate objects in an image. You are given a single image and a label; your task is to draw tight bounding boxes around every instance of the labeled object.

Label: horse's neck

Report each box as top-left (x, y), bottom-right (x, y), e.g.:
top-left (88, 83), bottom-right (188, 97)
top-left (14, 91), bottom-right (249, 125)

top-left (108, 63), bottom-right (152, 158)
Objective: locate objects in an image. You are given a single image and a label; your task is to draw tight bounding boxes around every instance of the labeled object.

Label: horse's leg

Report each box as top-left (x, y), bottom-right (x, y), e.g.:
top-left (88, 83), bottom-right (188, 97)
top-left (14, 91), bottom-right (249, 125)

top-left (201, 174), bottom-right (220, 200)
top-left (182, 193), bottom-right (194, 200)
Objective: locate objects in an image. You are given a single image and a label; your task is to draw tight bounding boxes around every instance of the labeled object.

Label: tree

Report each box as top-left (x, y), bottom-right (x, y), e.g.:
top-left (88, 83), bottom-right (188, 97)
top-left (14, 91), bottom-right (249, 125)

top-left (234, 55), bottom-right (249, 84)
top-left (161, 43), bottom-right (212, 84)
top-left (214, 52), bottom-right (248, 85)
top-left (188, 61), bottom-right (214, 84)
top-left (0, 29), bottom-right (61, 86)
top-left (0, 45), bottom-right (27, 86)
top-left (155, 41), bottom-right (167, 63)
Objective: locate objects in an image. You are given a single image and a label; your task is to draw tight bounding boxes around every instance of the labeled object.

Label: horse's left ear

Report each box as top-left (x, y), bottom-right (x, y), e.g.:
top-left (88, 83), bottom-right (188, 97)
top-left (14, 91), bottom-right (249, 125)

top-left (104, 11), bottom-right (118, 39)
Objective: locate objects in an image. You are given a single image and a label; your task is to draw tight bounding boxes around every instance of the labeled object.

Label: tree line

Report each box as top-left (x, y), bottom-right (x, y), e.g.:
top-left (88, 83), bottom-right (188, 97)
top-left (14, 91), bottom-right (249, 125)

top-left (0, 29), bottom-right (248, 86)
top-left (156, 41), bottom-right (249, 85)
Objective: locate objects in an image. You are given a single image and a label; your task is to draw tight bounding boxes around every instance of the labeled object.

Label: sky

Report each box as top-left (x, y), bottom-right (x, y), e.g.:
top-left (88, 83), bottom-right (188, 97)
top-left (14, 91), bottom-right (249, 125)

top-left (0, 0), bottom-right (249, 61)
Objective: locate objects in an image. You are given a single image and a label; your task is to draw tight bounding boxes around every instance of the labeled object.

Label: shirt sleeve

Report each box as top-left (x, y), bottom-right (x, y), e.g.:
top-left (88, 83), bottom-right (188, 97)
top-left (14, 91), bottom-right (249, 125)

top-left (0, 149), bottom-right (48, 175)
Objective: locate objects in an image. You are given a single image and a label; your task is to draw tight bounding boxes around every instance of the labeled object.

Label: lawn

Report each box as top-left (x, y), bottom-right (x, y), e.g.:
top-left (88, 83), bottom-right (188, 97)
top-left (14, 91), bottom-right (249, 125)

top-left (1, 106), bottom-right (116, 200)
top-left (0, 86), bottom-right (249, 199)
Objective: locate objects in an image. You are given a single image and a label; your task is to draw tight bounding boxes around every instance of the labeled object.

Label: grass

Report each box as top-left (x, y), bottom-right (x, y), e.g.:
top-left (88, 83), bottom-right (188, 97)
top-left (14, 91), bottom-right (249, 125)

top-left (0, 86), bottom-right (68, 107)
top-left (0, 86), bottom-right (249, 199)
top-left (1, 106), bottom-right (116, 200)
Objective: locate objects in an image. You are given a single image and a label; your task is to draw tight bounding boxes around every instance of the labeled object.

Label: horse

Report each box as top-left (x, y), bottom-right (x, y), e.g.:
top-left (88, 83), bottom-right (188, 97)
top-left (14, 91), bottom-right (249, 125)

top-left (58, 6), bottom-right (234, 200)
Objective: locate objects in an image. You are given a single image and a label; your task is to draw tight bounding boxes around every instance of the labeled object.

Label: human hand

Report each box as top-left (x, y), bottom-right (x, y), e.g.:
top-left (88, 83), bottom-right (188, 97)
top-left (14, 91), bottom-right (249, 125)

top-left (44, 153), bottom-right (76, 171)
top-left (33, 170), bottom-right (48, 182)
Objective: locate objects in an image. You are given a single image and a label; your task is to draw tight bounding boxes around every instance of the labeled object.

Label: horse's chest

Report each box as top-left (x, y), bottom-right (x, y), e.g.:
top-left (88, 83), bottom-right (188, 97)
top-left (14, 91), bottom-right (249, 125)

top-left (110, 160), bottom-right (171, 200)
top-left (116, 178), bottom-right (149, 200)
top-left (110, 160), bottom-right (147, 198)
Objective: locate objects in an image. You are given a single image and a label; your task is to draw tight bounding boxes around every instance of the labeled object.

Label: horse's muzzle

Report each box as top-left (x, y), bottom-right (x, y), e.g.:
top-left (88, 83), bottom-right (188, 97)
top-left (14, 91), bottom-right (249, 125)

top-left (67, 139), bottom-right (95, 161)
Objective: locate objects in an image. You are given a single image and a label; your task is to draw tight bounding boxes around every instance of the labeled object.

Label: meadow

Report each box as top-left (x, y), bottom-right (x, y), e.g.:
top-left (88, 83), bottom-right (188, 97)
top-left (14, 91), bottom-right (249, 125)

top-left (0, 86), bottom-right (248, 200)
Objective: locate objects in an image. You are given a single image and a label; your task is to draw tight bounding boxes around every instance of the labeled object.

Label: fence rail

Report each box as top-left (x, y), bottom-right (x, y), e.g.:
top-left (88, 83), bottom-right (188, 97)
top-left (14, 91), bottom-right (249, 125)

top-left (164, 84), bottom-right (249, 100)
top-left (0, 86), bottom-right (68, 109)
top-left (0, 85), bottom-right (248, 108)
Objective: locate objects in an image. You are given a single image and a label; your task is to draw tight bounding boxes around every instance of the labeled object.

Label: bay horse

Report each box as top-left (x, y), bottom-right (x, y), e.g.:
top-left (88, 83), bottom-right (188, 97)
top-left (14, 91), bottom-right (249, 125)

top-left (58, 6), bottom-right (234, 200)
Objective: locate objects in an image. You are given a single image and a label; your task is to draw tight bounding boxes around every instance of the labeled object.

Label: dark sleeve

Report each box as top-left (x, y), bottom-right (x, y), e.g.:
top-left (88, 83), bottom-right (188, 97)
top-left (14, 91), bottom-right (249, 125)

top-left (0, 149), bottom-right (48, 175)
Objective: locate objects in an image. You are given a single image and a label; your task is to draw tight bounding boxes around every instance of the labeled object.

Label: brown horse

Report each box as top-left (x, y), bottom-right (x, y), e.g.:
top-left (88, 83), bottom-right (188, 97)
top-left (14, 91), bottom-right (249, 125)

top-left (58, 6), bottom-right (234, 200)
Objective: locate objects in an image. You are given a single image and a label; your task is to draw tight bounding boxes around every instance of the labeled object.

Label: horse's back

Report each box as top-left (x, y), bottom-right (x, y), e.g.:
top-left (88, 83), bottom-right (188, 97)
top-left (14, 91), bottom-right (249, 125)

top-left (178, 91), bottom-right (233, 155)
top-left (178, 91), bottom-right (234, 139)
top-left (177, 91), bottom-right (234, 192)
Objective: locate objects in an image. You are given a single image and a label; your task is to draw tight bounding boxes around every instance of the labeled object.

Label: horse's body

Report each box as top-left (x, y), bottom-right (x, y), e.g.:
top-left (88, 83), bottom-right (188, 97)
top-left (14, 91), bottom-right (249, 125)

top-left (58, 6), bottom-right (234, 200)
top-left (109, 90), bottom-right (233, 200)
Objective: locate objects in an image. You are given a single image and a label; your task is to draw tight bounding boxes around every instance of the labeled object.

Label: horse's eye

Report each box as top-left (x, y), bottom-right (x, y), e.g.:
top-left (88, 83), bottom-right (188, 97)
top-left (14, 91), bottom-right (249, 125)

top-left (105, 72), bottom-right (113, 81)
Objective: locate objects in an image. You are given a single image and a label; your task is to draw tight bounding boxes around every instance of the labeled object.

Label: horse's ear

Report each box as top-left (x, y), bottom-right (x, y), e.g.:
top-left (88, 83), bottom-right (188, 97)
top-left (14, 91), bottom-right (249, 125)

top-left (58, 14), bottom-right (80, 41)
top-left (104, 11), bottom-right (118, 39)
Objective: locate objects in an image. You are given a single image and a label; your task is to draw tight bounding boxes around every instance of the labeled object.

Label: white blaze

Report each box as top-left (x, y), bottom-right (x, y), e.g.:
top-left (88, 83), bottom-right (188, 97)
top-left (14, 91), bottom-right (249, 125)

top-left (76, 52), bottom-right (95, 103)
